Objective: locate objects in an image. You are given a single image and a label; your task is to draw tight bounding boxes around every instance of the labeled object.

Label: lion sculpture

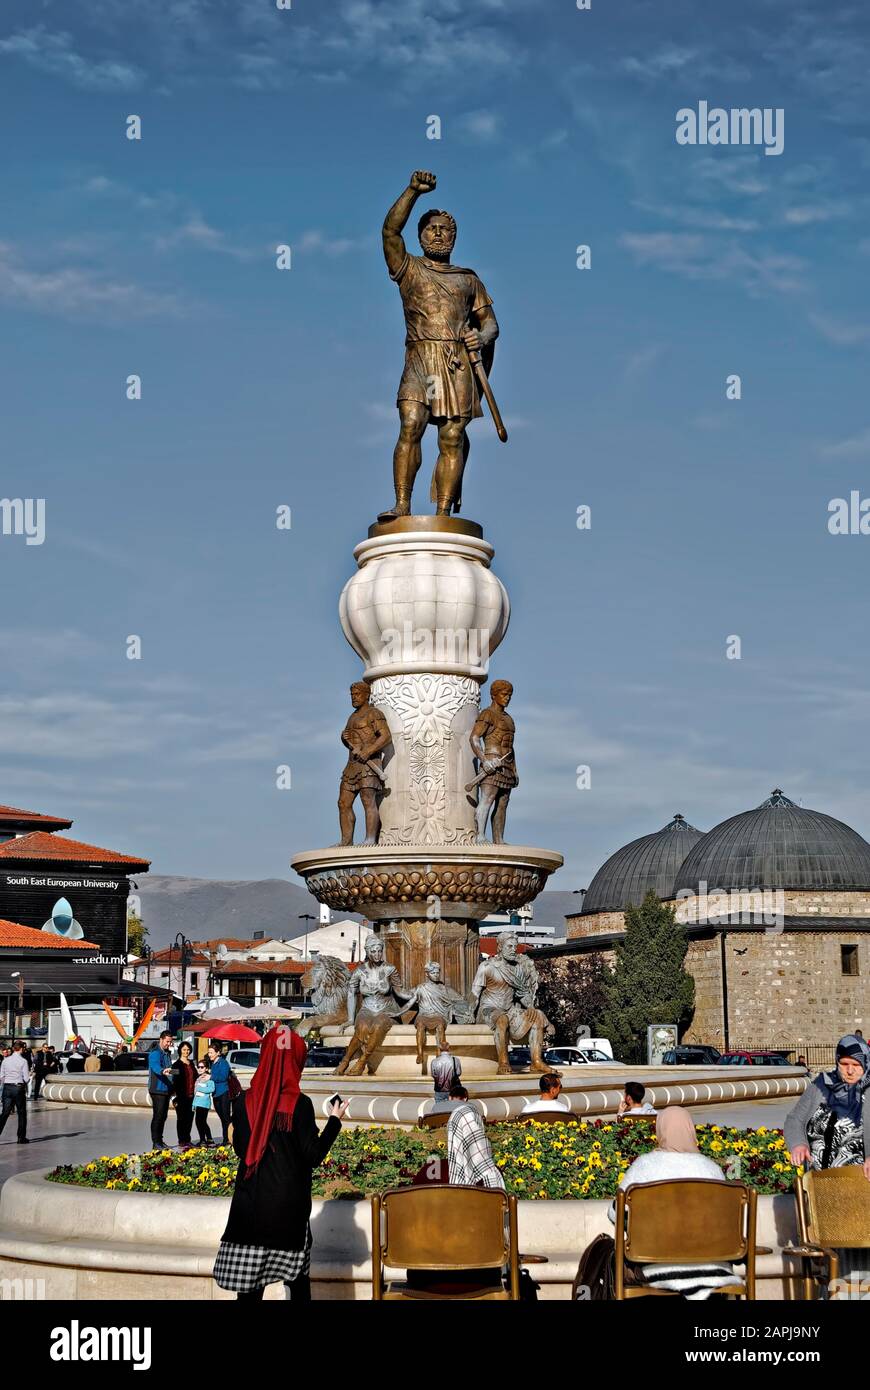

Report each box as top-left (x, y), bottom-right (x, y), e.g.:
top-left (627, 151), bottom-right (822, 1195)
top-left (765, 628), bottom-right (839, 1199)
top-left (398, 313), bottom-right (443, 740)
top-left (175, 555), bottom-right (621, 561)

top-left (296, 955), bottom-right (351, 1037)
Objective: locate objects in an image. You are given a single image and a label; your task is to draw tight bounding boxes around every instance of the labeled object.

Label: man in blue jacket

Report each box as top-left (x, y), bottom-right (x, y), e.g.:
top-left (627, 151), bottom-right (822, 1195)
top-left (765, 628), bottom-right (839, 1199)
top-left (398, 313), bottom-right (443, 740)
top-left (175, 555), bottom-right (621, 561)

top-left (148, 1031), bottom-right (175, 1149)
top-left (207, 1044), bottom-right (232, 1145)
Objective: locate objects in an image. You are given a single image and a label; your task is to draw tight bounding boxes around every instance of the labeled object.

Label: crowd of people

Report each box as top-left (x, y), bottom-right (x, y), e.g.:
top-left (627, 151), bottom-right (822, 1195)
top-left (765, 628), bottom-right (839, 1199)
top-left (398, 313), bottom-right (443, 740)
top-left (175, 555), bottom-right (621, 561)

top-left (4, 1024), bottom-right (870, 1299)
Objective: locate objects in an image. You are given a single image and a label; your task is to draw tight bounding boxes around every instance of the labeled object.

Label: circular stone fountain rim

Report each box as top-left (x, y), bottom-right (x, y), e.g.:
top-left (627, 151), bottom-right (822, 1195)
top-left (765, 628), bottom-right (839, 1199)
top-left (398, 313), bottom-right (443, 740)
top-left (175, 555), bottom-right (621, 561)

top-left (291, 844), bottom-right (564, 874)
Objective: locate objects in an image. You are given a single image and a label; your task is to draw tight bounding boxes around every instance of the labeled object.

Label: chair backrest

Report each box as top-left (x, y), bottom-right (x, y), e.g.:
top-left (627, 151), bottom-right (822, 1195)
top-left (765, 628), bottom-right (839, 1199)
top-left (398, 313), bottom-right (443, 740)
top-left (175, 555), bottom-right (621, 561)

top-left (377, 1185), bottom-right (510, 1270)
top-left (418, 1111), bottom-right (450, 1129)
top-left (798, 1167), bottom-right (870, 1250)
top-left (621, 1179), bottom-right (752, 1263)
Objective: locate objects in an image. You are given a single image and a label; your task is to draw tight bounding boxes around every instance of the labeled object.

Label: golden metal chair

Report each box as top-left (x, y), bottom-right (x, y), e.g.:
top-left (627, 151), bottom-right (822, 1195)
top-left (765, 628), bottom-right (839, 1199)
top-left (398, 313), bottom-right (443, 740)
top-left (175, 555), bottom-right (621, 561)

top-left (417, 1111), bottom-right (450, 1129)
top-left (371, 1185), bottom-right (521, 1300)
top-left (614, 1178), bottom-right (757, 1299)
top-left (793, 1166), bottom-right (870, 1299)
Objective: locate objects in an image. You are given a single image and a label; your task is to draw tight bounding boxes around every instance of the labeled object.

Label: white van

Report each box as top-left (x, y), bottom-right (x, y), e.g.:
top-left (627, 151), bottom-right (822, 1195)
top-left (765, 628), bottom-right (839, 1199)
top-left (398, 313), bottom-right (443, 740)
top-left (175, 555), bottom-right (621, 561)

top-left (575, 1036), bottom-right (614, 1059)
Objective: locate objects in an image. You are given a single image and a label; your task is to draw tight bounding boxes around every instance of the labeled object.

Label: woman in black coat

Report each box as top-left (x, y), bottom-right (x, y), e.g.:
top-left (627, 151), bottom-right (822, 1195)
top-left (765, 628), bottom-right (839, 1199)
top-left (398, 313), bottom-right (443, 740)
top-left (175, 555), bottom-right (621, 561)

top-left (171, 1042), bottom-right (197, 1148)
top-left (213, 1026), bottom-right (346, 1301)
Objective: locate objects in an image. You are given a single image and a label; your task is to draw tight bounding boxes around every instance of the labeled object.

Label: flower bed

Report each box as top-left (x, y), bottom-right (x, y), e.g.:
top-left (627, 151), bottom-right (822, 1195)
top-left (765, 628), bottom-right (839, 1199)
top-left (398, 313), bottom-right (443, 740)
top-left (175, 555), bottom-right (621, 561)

top-left (47, 1120), bottom-right (798, 1200)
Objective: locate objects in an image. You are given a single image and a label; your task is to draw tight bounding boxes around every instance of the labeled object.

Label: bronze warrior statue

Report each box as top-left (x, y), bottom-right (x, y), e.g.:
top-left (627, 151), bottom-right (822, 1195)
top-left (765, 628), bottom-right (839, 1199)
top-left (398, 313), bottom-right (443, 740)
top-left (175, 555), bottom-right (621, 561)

top-left (378, 169), bottom-right (501, 522)
top-left (468, 679), bottom-right (517, 844)
top-left (402, 960), bottom-right (474, 1073)
top-left (338, 681), bottom-right (391, 846)
top-left (471, 931), bottom-right (552, 1076)
top-left (335, 936), bottom-right (412, 1077)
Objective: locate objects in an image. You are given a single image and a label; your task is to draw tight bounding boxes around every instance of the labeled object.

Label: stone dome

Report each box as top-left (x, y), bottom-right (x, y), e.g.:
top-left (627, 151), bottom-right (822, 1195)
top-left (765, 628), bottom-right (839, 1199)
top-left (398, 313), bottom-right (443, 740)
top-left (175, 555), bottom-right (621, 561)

top-left (582, 813), bottom-right (705, 914)
top-left (674, 790), bottom-right (870, 895)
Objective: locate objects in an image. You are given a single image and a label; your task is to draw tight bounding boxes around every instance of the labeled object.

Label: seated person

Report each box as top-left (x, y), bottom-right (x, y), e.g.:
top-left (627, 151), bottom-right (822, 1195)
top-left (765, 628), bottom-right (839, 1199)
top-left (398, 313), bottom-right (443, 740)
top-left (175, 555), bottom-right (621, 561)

top-left (406, 1092), bottom-right (505, 1293)
top-left (430, 1081), bottom-right (475, 1115)
top-left (522, 1072), bottom-right (569, 1114)
top-left (616, 1081), bottom-right (657, 1117)
top-left (606, 1107), bottom-right (736, 1299)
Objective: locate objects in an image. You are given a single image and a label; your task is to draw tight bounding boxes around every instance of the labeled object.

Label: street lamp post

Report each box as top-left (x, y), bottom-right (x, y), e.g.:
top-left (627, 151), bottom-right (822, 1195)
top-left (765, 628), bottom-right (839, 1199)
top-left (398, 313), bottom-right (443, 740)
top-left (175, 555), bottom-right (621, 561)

top-left (173, 933), bottom-right (192, 1010)
top-left (298, 914), bottom-right (317, 964)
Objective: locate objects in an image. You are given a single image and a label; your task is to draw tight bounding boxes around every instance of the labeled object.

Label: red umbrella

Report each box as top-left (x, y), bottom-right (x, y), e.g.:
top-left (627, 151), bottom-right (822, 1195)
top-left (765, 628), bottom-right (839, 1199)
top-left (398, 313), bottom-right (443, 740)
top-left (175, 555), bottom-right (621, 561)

top-left (196, 1022), bottom-right (261, 1043)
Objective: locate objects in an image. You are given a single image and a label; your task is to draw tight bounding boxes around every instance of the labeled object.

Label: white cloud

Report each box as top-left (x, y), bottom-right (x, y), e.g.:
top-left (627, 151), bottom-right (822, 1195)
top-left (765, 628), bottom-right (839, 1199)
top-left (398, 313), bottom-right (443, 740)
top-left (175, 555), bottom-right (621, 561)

top-left (819, 427), bottom-right (870, 461)
top-left (0, 26), bottom-right (142, 90)
top-left (620, 232), bottom-right (807, 297)
top-left (153, 216), bottom-right (254, 261)
top-left (459, 109), bottom-right (501, 142)
top-left (296, 229), bottom-right (370, 257)
top-left (0, 242), bottom-right (182, 320)
top-left (784, 202), bottom-right (851, 226)
top-left (808, 312), bottom-right (870, 347)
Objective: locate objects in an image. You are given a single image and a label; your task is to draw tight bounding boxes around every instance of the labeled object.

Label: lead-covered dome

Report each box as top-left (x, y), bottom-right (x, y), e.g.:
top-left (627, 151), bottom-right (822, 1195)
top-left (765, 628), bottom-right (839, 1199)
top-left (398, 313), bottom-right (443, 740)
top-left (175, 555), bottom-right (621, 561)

top-left (674, 790), bottom-right (870, 894)
top-left (582, 813), bottom-right (705, 914)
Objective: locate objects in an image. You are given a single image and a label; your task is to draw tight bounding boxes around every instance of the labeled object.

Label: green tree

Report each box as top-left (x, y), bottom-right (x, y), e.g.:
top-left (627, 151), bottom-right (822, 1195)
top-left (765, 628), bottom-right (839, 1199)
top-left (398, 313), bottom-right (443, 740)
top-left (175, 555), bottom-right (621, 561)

top-left (126, 913), bottom-right (148, 957)
top-left (601, 891), bottom-right (694, 1057)
top-left (536, 953), bottom-right (610, 1042)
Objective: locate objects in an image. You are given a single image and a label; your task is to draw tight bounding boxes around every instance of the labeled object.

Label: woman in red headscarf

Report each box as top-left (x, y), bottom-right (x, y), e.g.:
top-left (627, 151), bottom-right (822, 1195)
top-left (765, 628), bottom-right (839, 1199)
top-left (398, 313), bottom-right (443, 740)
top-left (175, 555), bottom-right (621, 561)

top-left (213, 1025), bottom-right (347, 1301)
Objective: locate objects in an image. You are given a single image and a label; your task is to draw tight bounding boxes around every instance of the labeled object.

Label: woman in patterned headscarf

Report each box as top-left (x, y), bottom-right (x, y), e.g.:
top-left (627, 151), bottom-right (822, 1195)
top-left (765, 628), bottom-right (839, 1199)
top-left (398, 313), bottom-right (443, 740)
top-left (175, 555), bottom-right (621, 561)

top-left (785, 1034), bottom-right (870, 1178)
top-left (213, 1025), bottom-right (347, 1301)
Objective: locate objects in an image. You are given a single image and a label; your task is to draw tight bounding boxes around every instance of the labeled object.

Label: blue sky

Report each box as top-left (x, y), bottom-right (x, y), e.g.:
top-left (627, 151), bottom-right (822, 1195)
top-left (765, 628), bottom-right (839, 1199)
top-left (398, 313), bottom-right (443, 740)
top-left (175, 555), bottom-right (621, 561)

top-left (1, 0), bottom-right (870, 892)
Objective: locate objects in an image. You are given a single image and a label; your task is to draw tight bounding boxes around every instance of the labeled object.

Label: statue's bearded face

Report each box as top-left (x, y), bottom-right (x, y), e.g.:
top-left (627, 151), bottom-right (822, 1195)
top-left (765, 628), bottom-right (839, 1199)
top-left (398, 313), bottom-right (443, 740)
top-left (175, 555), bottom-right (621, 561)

top-left (499, 934), bottom-right (519, 962)
top-left (419, 214), bottom-right (456, 260)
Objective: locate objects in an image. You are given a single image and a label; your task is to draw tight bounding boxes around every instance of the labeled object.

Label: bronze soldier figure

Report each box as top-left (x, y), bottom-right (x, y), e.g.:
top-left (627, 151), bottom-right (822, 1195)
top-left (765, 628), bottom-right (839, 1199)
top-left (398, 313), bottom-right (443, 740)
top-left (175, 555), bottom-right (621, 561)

top-left (338, 681), bottom-right (391, 846)
top-left (378, 170), bottom-right (500, 521)
top-left (471, 932), bottom-right (552, 1076)
top-left (468, 679), bottom-right (517, 844)
top-left (335, 936), bottom-right (412, 1077)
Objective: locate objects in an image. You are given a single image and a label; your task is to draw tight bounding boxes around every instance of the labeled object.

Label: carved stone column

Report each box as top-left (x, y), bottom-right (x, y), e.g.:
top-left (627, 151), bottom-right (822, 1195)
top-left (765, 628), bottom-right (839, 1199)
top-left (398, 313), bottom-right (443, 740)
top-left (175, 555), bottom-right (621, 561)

top-left (378, 918), bottom-right (481, 999)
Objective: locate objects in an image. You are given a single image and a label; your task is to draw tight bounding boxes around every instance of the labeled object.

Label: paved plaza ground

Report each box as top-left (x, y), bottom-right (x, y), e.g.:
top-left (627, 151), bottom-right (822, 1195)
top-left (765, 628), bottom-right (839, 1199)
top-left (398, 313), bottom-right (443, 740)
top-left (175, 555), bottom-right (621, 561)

top-left (0, 1096), bottom-right (795, 1191)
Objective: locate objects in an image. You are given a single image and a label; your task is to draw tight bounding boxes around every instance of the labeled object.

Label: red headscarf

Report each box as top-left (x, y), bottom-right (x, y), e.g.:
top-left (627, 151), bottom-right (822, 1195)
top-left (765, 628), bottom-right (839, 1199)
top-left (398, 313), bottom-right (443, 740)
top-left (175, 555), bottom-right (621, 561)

top-left (243, 1025), bottom-right (307, 1177)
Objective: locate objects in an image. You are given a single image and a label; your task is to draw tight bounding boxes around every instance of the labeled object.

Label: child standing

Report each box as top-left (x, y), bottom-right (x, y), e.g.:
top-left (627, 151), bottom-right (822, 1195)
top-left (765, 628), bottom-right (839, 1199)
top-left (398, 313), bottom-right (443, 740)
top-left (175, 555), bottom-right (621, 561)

top-left (192, 1060), bottom-right (215, 1147)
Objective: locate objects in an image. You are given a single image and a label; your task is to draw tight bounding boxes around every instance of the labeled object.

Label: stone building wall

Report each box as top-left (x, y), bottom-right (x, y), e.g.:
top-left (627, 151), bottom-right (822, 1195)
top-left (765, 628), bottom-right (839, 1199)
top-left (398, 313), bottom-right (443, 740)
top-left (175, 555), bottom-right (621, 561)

top-left (566, 909), bottom-right (624, 939)
top-left (568, 890), bottom-right (870, 941)
top-left (682, 930), bottom-right (868, 1047)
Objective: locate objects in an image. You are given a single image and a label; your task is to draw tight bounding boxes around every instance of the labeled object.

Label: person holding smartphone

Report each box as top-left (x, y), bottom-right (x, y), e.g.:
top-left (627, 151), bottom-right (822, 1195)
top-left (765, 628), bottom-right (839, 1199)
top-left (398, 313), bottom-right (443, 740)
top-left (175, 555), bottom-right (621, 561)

top-left (147, 1031), bottom-right (175, 1149)
top-left (213, 1025), bottom-right (348, 1302)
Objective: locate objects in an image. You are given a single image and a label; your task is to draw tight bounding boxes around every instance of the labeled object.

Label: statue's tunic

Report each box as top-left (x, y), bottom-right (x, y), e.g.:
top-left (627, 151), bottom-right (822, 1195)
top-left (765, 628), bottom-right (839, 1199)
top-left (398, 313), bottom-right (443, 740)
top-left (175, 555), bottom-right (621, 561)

top-left (391, 253), bottom-right (491, 420)
top-left (472, 704), bottom-right (518, 792)
top-left (413, 981), bottom-right (453, 1021)
top-left (340, 704), bottom-right (389, 793)
top-left (351, 962), bottom-right (403, 1019)
top-left (472, 955), bottom-right (542, 1041)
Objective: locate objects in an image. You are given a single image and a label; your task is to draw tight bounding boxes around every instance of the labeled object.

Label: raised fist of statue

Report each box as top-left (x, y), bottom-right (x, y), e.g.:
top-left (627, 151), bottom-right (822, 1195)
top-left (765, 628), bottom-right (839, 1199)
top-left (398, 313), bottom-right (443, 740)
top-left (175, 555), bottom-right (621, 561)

top-left (410, 169), bottom-right (437, 193)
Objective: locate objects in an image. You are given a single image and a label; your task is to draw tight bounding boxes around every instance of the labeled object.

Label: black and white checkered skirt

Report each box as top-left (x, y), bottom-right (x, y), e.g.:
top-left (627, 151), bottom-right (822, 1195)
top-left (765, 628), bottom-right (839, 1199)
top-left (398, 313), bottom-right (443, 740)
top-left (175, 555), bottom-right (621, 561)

top-left (213, 1225), bottom-right (312, 1291)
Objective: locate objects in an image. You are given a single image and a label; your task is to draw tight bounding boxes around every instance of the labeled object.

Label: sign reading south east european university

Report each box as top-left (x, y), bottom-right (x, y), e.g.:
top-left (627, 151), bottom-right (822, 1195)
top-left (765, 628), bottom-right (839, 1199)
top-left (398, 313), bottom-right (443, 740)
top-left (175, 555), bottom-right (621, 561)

top-left (0, 802), bottom-right (149, 961)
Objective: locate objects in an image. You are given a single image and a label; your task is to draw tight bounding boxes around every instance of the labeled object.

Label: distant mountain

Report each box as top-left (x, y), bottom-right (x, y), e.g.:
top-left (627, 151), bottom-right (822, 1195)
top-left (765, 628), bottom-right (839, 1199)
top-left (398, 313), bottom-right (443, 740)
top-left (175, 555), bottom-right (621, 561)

top-left (135, 875), bottom-right (576, 950)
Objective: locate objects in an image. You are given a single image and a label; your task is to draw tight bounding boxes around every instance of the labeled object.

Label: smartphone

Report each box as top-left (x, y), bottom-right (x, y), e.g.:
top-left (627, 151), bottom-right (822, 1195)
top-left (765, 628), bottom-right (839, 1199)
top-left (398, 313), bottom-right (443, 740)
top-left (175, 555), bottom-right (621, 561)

top-left (327, 1092), bottom-right (342, 1107)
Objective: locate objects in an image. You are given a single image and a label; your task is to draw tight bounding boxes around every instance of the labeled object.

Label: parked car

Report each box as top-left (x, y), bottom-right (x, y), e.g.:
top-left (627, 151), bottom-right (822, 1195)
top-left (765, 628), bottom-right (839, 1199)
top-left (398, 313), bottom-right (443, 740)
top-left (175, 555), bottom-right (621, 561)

top-left (575, 1036), bottom-right (614, 1059)
top-left (306, 1045), bottom-right (346, 1069)
top-left (544, 1046), bottom-right (622, 1068)
top-left (113, 1052), bottom-right (151, 1071)
top-left (661, 1046), bottom-right (722, 1065)
top-left (225, 1047), bottom-right (261, 1071)
top-left (718, 1050), bottom-right (792, 1066)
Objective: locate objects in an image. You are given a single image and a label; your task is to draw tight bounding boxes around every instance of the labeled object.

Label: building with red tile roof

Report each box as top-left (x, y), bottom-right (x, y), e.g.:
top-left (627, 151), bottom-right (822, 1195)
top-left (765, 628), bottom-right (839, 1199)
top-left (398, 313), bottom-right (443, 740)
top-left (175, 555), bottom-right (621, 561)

top-left (0, 803), bottom-right (73, 837)
top-left (0, 918), bottom-right (100, 950)
top-left (0, 831), bottom-right (149, 868)
top-left (0, 808), bottom-right (150, 959)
